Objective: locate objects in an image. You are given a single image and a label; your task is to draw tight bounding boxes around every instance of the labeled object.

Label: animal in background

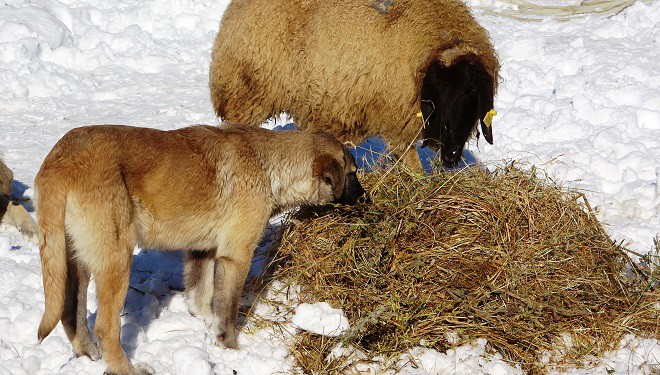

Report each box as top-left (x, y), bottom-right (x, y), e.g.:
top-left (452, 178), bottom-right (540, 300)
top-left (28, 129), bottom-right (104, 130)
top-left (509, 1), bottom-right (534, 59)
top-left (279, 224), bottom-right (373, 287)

top-left (35, 123), bottom-right (363, 375)
top-left (209, 0), bottom-right (499, 168)
top-left (0, 157), bottom-right (37, 240)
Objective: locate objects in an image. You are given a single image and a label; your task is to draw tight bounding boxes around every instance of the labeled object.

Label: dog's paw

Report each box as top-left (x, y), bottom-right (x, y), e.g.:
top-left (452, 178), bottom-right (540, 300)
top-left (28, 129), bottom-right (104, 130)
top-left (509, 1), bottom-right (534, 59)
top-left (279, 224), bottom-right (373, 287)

top-left (186, 300), bottom-right (214, 327)
top-left (212, 319), bottom-right (239, 349)
top-left (185, 295), bottom-right (213, 325)
top-left (103, 362), bottom-right (154, 375)
top-left (133, 363), bottom-right (155, 375)
top-left (75, 341), bottom-right (101, 361)
top-left (216, 331), bottom-right (239, 350)
top-left (4, 202), bottom-right (39, 241)
top-left (18, 223), bottom-right (38, 242)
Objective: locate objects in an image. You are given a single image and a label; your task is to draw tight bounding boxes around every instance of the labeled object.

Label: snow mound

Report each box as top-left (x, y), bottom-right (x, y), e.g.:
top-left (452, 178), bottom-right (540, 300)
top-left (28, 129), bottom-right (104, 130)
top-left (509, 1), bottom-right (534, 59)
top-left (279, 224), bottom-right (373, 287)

top-left (292, 302), bottom-right (350, 337)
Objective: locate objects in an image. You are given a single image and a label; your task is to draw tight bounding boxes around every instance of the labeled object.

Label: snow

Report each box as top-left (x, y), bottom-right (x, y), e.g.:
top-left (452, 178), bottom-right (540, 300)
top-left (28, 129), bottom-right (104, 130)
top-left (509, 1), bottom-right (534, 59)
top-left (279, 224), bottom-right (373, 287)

top-left (291, 302), bottom-right (350, 337)
top-left (0, 0), bottom-right (658, 373)
top-left (398, 339), bottom-right (523, 375)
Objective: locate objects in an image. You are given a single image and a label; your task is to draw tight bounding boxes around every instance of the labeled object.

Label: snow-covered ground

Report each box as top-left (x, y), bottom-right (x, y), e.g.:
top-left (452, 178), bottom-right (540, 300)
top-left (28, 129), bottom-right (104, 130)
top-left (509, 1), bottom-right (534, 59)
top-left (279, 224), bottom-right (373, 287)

top-left (0, 0), bottom-right (658, 373)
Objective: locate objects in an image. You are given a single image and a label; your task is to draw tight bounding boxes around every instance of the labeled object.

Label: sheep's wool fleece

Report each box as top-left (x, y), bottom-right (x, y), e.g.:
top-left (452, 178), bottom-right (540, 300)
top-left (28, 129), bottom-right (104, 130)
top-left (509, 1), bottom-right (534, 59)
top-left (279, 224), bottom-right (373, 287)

top-left (209, 0), bottom-right (498, 150)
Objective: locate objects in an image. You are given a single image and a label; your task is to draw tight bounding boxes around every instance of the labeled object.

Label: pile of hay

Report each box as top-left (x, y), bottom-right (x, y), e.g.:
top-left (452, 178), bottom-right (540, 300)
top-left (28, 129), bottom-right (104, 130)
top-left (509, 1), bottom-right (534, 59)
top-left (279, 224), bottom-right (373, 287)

top-left (272, 164), bottom-right (658, 373)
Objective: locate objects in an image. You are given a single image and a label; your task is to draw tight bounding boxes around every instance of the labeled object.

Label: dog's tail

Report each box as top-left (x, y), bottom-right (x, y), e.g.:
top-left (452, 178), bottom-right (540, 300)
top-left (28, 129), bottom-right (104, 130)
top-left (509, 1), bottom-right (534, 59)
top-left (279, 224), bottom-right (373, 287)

top-left (36, 179), bottom-right (68, 342)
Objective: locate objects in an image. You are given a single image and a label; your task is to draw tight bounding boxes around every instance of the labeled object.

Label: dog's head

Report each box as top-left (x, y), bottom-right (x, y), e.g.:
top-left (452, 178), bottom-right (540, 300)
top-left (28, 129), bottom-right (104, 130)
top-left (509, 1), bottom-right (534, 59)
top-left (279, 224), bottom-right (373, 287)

top-left (312, 136), bottom-right (365, 205)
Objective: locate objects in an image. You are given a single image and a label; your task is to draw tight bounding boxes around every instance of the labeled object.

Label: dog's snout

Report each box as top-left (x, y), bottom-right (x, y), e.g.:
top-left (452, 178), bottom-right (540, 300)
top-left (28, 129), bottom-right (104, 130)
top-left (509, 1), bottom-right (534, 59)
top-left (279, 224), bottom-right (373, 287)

top-left (337, 173), bottom-right (365, 205)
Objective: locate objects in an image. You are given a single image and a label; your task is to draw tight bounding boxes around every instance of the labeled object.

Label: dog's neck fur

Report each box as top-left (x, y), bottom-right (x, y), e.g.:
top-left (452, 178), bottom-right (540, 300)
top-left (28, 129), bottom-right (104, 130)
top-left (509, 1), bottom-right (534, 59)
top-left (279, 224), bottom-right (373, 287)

top-left (213, 124), bottom-right (332, 214)
top-left (246, 135), bottom-right (325, 213)
top-left (262, 150), bottom-right (322, 213)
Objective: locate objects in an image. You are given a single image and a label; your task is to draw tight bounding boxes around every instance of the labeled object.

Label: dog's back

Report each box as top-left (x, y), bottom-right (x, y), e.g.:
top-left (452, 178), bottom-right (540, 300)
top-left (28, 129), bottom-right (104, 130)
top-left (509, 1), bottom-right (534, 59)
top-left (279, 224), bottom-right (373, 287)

top-left (36, 125), bottom-right (271, 251)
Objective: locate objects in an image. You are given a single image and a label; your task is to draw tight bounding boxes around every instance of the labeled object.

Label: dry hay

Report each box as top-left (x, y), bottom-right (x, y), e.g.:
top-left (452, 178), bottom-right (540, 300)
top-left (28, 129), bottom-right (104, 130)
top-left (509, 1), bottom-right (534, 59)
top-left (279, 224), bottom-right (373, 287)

top-left (272, 164), bottom-right (659, 374)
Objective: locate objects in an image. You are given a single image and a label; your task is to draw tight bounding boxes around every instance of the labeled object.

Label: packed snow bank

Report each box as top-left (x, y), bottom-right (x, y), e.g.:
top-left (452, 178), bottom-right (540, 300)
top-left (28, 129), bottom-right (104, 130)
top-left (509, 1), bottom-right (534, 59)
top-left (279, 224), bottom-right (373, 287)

top-left (474, 1), bottom-right (660, 253)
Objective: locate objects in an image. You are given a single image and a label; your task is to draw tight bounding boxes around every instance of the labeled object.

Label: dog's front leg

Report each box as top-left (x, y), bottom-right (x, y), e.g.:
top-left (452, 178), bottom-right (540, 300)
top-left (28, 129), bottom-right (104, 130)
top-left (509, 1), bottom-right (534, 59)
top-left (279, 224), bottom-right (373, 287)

top-left (210, 202), bottom-right (269, 349)
top-left (211, 255), bottom-right (251, 349)
top-left (183, 248), bottom-right (216, 324)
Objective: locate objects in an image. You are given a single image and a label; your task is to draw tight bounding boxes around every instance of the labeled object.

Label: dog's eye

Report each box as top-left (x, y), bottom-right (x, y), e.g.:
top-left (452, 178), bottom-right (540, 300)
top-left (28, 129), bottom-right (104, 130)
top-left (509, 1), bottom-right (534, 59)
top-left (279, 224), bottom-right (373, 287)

top-left (325, 176), bottom-right (333, 185)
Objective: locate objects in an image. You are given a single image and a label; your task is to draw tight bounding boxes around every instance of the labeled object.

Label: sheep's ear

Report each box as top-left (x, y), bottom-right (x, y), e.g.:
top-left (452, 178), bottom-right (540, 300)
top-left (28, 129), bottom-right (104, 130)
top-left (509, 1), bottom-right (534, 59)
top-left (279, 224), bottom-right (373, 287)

top-left (478, 82), bottom-right (495, 145)
top-left (480, 116), bottom-right (494, 145)
top-left (313, 154), bottom-right (344, 200)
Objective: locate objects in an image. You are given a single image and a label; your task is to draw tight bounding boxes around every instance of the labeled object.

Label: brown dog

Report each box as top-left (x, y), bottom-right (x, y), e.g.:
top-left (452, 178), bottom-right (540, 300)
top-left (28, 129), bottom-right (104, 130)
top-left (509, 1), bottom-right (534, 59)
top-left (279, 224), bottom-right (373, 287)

top-left (35, 123), bottom-right (364, 375)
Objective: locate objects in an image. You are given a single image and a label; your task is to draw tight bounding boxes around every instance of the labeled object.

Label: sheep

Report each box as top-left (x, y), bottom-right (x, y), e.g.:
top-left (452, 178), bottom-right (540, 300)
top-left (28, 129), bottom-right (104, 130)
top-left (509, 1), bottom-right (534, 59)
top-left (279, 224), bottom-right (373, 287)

top-left (209, 0), bottom-right (499, 169)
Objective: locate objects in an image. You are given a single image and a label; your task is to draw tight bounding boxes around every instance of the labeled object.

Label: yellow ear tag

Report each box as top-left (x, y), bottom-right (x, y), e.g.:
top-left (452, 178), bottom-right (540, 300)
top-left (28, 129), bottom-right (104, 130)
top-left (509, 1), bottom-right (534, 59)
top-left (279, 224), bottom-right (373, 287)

top-left (483, 109), bottom-right (497, 127)
top-left (416, 112), bottom-right (423, 118)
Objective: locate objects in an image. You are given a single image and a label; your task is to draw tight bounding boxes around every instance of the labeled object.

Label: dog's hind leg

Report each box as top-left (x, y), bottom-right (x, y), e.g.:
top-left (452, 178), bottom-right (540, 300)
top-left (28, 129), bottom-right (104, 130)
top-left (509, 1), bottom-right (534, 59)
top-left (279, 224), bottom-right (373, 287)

top-left (184, 248), bottom-right (216, 324)
top-left (92, 242), bottom-right (153, 375)
top-left (61, 240), bottom-right (100, 360)
top-left (69, 190), bottom-right (152, 375)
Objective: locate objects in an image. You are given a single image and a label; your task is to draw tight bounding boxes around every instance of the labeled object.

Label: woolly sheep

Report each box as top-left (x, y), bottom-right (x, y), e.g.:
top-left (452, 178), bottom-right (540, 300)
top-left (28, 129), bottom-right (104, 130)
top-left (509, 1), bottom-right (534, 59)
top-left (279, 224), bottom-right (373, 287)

top-left (209, 0), bottom-right (499, 168)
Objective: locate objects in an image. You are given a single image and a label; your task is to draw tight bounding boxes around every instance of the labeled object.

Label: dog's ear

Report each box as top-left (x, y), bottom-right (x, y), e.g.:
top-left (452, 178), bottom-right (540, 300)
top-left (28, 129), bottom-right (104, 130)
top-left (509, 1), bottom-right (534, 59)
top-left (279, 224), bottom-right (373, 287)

top-left (313, 154), bottom-right (345, 200)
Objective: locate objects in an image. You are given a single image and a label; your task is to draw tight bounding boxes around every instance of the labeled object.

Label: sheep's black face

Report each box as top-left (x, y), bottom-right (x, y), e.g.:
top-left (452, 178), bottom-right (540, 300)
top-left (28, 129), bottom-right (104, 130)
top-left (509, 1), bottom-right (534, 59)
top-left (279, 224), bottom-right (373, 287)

top-left (421, 59), bottom-right (494, 168)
